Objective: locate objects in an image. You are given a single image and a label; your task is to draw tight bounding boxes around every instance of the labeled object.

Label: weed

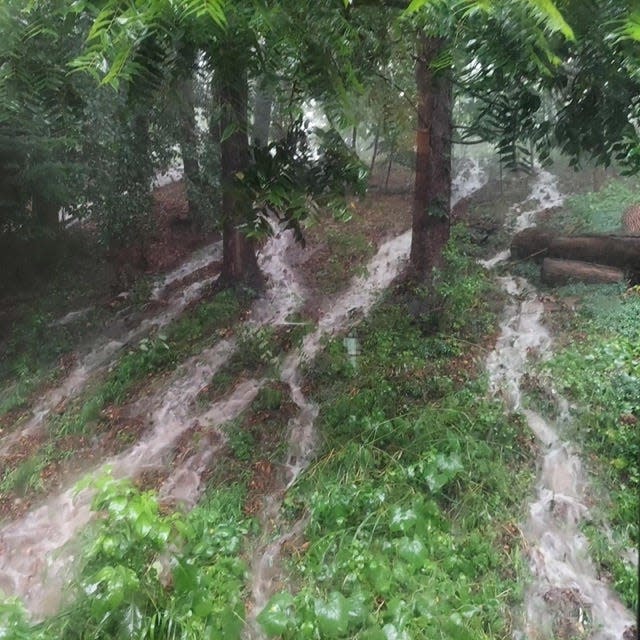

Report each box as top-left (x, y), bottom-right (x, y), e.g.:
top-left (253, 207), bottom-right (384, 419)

top-left (534, 253), bottom-right (639, 609)
top-left (12, 474), bottom-right (253, 640)
top-left (225, 421), bottom-right (257, 462)
top-left (252, 385), bottom-right (283, 413)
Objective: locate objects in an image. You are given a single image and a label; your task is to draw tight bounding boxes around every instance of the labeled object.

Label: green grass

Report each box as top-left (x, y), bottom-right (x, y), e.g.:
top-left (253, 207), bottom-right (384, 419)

top-left (59, 289), bottom-right (247, 432)
top-left (1, 222), bottom-right (536, 640)
top-left (257, 234), bottom-right (535, 639)
top-left (201, 322), bottom-right (309, 405)
top-left (0, 291), bottom-right (250, 512)
top-left (545, 176), bottom-right (640, 234)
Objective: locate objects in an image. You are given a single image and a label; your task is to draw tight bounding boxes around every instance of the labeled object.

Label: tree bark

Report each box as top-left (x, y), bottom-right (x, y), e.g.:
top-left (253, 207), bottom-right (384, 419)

top-left (131, 110), bottom-right (151, 187)
top-left (409, 34), bottom-right (453, 281)
top-left (32, 192), bottom-right (59, 232)
top-left (541, 258), bottom-right (625, 286)
top-left (511, 229), bottom-right (640, 271)
top-left (384, 144), bottom-right (394, 192)
top-left (217, 68), bottom-right (263, 289)
top-left (178, 73), bottom-right (201, 220)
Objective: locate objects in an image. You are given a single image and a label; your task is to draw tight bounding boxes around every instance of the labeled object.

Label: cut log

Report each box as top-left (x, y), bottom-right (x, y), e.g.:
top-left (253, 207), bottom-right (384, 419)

top-left (511, 228), bottom-right (553, 262)
top-left (511, 231), bottom-right (640, 271)
top-left (548, 236), bottom-right (640, 271)
top-left (541, 258), bottom-right (626, 286)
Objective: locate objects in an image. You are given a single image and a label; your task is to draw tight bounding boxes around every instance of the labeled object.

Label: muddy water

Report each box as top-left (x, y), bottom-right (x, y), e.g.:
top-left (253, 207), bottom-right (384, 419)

top-left (0, 233), bottom-right (298, 618)
top-left (0, 164), bottom-right (490, 624)
top-left (244, 160), bottom-right (491, 638)
top-left (0, 242), bottom-right (222, 461)
top-left (484, 172), bottom-right (636, 639)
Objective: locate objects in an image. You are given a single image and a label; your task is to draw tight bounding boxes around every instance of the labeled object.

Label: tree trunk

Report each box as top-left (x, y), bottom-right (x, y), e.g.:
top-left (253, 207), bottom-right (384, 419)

top-left (32, 192), bottom-right (59, 232)
top-left (351, 126), bottom-right (357, 151)
top-left (131, 111), bottom-right (151, 187)
top-left (409, 34), bottom-right (453, 281)
top-left (253, 79), bottom-right (273, 147)
top-left (178, 73), bottom-right (201, 220)
top-left (217, 68), bottom-right (262, 289)
top-left (384, 145), bottom-right (394, 192)
top-left (370, 126), bottom-right (380, 174)
top-left (511, 228), bottom-right (640, 271)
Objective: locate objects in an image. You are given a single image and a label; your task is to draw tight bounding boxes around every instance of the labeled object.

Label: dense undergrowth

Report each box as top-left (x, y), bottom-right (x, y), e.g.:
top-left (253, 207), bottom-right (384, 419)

top-left (546, 174), bottom-right (640, 234)
top-left (1, 228), bottom-right (539, 638)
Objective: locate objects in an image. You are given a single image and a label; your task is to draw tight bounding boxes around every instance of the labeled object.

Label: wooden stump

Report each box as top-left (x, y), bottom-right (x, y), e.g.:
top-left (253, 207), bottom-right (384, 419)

top-left (541, 258), bottom-right (626, 286)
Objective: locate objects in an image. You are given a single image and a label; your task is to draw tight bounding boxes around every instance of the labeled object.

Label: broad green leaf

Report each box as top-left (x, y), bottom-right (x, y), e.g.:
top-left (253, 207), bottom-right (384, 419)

top-left (389, 506), bottom-right (418, 533)
top-left (314, 591), bottom-right (350, 638)
top-left (404, 0), bottom-right (436, 15)
top-left (382, 624), bottom-right (410, 640)
top-left (257, 592), bottom-right (295, 637)
top-left (397, 537), bottom-right (428, 569)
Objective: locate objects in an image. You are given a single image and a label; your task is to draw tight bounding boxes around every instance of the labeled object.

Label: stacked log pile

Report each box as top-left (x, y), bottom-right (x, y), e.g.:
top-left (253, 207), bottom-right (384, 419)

top-left (510, 228), bottom-right (640, 286)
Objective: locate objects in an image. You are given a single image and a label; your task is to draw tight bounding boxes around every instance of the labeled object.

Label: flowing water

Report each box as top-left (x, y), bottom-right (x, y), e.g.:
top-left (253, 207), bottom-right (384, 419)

top-left (243, 158), bottom-right (491, 638)
top-left (484, 171), bottom-right (636, 639)
top-left (0, 223), bottom-right (321, 617)
top-left (0, 241), bottom-right (223, 462)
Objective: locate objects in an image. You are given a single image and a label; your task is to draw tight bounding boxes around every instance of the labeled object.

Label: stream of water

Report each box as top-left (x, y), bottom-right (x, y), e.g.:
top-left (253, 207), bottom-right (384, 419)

top-left (484, 171), bottom-right (636, 639)
top-left (0, 241), bottom-right (223, 463)
top-left (243, 158), bottom-right (491, 638)
top-left (11, 159), bottom-right (625, 640)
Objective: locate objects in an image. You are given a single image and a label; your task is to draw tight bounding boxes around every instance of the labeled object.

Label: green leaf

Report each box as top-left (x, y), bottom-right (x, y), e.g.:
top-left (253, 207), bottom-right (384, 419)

top-left (314, 591), bottom-right (350, 638)
top-left (404, 0), bottom-right (436, 15)
top-left (220, 123), bottom-right (237, 143)
top-left (397, 537), bottom-right (428, 569)
top-left (389, 506), bottom-right (418, 533)
top-left (256, 592), bottom-right (295, 637)
top-left (525, 0), bottom-right (575, 40)
top-left (382, 624), bottom-right (410, 640)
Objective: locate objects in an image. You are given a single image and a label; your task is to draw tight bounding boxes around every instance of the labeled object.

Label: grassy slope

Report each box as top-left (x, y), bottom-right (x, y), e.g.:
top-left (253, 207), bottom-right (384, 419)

top-left (2, 223), bottom-right (541, 639)
top-left (15, 166), bottom-right (638, 637)
top-left (258, 230), bottom-right (536, 639)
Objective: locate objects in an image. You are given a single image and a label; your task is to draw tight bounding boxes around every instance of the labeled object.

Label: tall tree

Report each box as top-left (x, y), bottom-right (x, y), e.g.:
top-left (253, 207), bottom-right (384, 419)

top-left (71, 0), bottom-right (369, 289)
top-left (410, 33), bottom-right (452, 278)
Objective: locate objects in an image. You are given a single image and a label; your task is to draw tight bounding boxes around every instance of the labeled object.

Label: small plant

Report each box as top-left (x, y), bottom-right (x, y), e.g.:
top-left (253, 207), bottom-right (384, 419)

top-left (225, 423), bottom-right (257, 463)
top-left (236, 326), bottom-right (280, 372)
top-left (253, 385), bottom-right (284, 413)
top-left (0, 474), bottom-right (252, 639)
